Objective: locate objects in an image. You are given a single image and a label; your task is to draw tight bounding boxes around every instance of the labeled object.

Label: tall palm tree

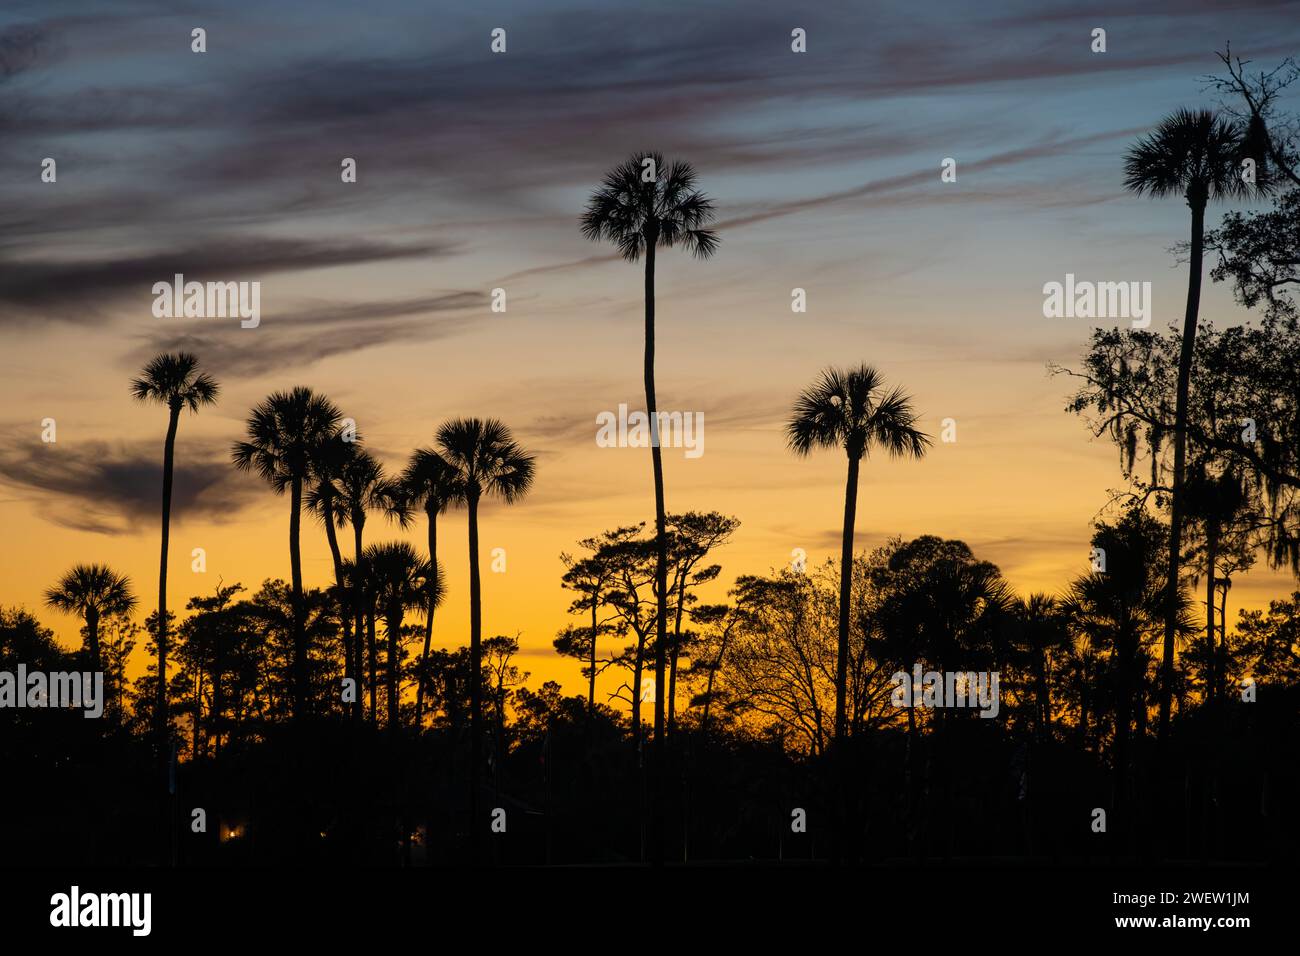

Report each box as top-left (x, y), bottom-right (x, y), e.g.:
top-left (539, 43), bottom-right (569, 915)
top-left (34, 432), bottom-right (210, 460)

top-left (130, 352), bottom-right (218, 740)
top-left (365, 541), bottom-right (440, 731)
top-left (395, 448), bottom-right (462, 728)
top-left (581, 153), bottom-right (719, 859)
top-left (1123, 108), bottom-right (1254, 744)
top-left (44, 564), bottom-right (137, 674)
top-left (307, 431), bottom-right (364, 713)
top-left (787, 365), bottom-right (929, 742)
top-left (437, 418), bottom-right (535, 854)
top-left (334, 448), bottom-right (399, 722)
top-left (231, 387), bottom-right (342, 719)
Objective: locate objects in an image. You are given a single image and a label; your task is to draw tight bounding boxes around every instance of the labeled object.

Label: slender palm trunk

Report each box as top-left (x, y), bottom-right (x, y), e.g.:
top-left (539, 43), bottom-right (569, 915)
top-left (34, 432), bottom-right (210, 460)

top-left (836, 453), bottom-right (861, 740)
top-left (832, 451), bottom-right (860, 863)
top-left (386, 608), bottom-right (401, 730)
top-left (643, 228), bottom-right (669, 865)
top-left (632, 630), bottom-right (646, 750)
top-left (367, 603), bottom-right (377, 723)
top-left (353, 520), bottom-right (365, 722)
top-left (1217, 586), bottom-right (1229, 704)
top-left (668, 574), bottom-right (686, 736)
top-left (468, 489), bottom-right (483, 862)
top-left (86, 608), bottom-right (101, 678)
top-left (415, 509), bottom-right (438, 728)
top-left (156, 403), bottom-right (180, 741)
top-left (192, 669), bottom-right (202, 759)
top-left (322, 503), bottom-right (352, 713)
top-left (1034, 652), bottom-right (1050, 741)
top-left (1205, 520), bottom-right (1218, 705)
top-left (1159, 191), bottom-right (1206, 746)
top-left (289, 474), bottom-right (306, 719)
top-left (588, 599), bottom-right (598, 716)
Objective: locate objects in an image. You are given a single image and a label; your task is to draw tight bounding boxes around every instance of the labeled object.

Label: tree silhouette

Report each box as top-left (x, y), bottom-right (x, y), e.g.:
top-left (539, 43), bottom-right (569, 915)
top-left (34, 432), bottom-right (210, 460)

top-left (44, 564), bottom-right (137, 674)
top-left (1008, 594), bottom-right (1070, 743)
top-left (231, 387), bottom-right (342, 719)
top-left (687, 602), bottom-right (740, 740)
top-left (307, 430), bottom-right (364, 719)
top-left (557, 530), bottom-right (630, 731)
top-left (483, 634), bottom-right (527, 792)
top-left (1123, 108), bottom-right (1256, 745)
top-left (395, 448), bottom-right (462, 728)
top-left (664, 512), bottom-right (739, 735)
top-left (130, 352), bottom-right (218, 741)
top-left (724, 571), bottom-right (832, 755)
top-left (582, 153), bottom-right (718, 862)
top-left (331, 448), bottom-right (396, 722)
top-left (1062, 507), bottom-right (1193, 852)
top-left (436, 417), bottom-right (535, 857)
top-left (1183, 465), bottom-right (1253, 705)
top-left (596, 527), bottom-right (658, 753)
top-left (787, 365), bottom-right (929, 743)
top-left (365, 541), bottom-right (438, 730)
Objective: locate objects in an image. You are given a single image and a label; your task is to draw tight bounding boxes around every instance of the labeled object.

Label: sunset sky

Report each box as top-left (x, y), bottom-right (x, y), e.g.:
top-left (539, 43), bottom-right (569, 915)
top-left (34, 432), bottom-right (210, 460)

top-left (3, 0), bottom-right (1299, 703)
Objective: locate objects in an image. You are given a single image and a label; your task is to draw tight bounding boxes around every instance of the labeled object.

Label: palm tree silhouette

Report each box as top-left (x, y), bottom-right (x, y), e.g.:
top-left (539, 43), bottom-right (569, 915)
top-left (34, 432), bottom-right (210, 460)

top-left (231, 386), bottom-right (342, 719)
top-left (581, 152), bottom-right (718, 860)
top-left (395, 448), bottom-right (463, 728)
top-left (1062, 509), bottom-right (1193, 851)
top-left (306, 430), bottom-right (364, 716)
top-left (1123, 108), bottom-right (1256, 745)
top-left (44, 564), bottom-right (137, 674)
top-left (365, 540), bottom-right (440, 731)
top-left (332, 448), bottom-right (396, 722)
top-left (1183, 466), bottom-right (1250, 705)
top-left (436, 417), bottom-right (535, 856)
top-left (130, 352), bottom-right (218, 740)
top-left (1010, 594), bottom-right (1070, 742)
top-left (787, 365), bottom-right (929, 743)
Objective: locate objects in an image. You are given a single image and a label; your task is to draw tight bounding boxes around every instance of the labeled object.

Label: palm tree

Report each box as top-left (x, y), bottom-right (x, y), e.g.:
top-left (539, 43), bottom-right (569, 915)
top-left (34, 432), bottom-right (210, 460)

top-left (395, 448), bottom-right (462, 728)
top-left (44, 564), bottom-right (137, 674)
top-left (130, 352), bottom-right (218, 740)
top-left (1182, 466), bottom-right (1249, 706)
top-left (436, 417), bottom-right (535, 854)
top-left (307, 431), bottom-right (365, 713)
top-left (365, 541), bottom-right (440, 731)
top-left (332, 448), bottom-right (396, 722)
top-left (1123, 108), bottom-right (1255, 744)
top-left (1010, 594), bottom-right (1070, 742)
top-left (1061, 508), bottom-right (1193, 849)
top-left (787, 365), bottom-right (930, 742)
top-left (581, 153), bottom-right (719, 859)
top-left (231, 387), bottom-right (342, 719)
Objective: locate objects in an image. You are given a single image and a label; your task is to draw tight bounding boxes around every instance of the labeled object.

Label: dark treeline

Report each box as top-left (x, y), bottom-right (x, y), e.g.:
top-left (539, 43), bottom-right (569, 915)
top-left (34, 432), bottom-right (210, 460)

top-left (2, 509), bottom-right (1298, 865)
top-left (3, 48), bottom-right (1300, 867)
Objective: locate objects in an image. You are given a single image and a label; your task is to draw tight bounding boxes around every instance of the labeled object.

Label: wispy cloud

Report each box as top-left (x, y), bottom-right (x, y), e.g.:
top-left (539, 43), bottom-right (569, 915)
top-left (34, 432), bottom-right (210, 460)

top-left (122, 292), bottom-right (484, 376)
top-left (0, 430), bottom-right (259, 534)
top-left (0, 237), bottom-right (457, 324)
